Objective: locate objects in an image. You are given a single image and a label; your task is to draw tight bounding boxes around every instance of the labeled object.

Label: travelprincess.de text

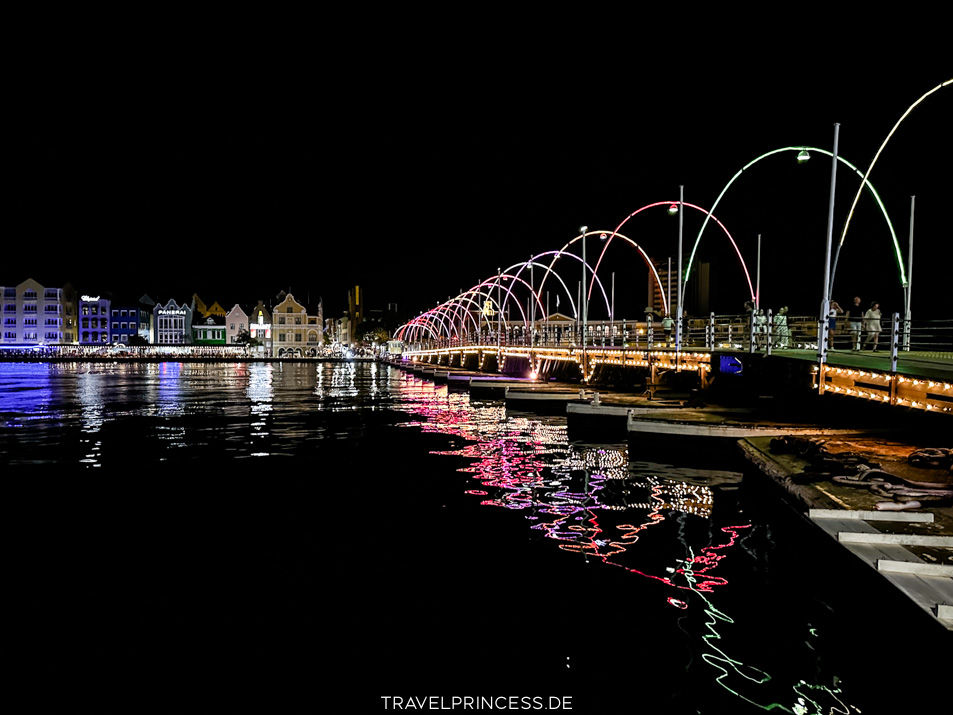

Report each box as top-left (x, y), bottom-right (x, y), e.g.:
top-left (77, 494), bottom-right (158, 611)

top-left (381, 696), bottom-right (572, 710)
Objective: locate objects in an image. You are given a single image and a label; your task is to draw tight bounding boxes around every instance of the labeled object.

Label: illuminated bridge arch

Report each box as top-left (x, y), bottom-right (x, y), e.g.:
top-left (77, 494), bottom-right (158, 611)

top-left (684, 146), bottom-right (903, 293)
top-left (833, 79), bottom-right (951, 298)
top-left (593, 205), bottom-right (754, 309)
top-left (533, 242), bottom-right (612, 319)
top-left (498, 258), bottom-right (578, 321)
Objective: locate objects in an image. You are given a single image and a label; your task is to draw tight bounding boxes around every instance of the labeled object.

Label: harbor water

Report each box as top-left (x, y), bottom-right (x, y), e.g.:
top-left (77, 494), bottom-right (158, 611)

top-left (1, 361), bottom-right (946, 713)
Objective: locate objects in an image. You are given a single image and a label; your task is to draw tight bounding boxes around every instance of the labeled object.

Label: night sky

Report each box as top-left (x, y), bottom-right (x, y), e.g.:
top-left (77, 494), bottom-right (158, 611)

top-left (14, 52), bottom-right (951, 323)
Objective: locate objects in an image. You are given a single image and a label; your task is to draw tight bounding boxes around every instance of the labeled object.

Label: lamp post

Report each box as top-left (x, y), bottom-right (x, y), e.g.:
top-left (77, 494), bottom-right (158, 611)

top-left (819, 124), bottom-right (840, 366)
top-left (579, 226), bottom-right (588, 380)
top-left (676, 186), bottom-right (684, 353)
top-left (904, 196), bottom-right (915, 351)
top-left (580, 226), bottom-right (588, 345)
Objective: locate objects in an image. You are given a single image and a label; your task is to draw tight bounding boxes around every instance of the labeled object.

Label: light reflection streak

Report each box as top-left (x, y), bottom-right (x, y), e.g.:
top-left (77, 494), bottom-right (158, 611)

top-left (683, 547), bottom-right (857, 714)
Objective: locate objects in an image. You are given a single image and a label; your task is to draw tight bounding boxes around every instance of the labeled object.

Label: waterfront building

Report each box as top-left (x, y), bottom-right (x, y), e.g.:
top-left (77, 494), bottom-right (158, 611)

top-left (192, 294), bottom-right (228, 319)
top-left (110, 294), bottom-right (155, 345)
top-left (245, 301), bottom-right (272, 356)
top-left (193, 314), bottom-right (226, 345)
top-left (225, 304), bottom-right (250, 347)
top-left (79, 294), bottom-right (112, 345)
top-left (153, 298), bottom-right (194, 345)
top-left (1, 278), bottom-right (78, 347)
top-left (271, 292), bottom-right (322, 357)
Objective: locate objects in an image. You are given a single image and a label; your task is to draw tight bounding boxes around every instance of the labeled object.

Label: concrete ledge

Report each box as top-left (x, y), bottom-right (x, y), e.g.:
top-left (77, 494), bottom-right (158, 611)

top-left (567, 402), bottom-right (630, 416)
top-left (810, 508), bottom-right (934, 523)
top-left (877, 560), bottom-right (953, 577)
top-left (937, 604), bottom-right (953, 619)
top-left (838, 532), bottom-right (953, 547)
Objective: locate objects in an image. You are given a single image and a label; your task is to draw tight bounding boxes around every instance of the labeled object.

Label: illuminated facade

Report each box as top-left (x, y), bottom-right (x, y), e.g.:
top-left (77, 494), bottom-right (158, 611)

top-left (225, 304), bottom-right (249, 346)
top-left (79, 294), bottom-right (111, 345)
top-left (272, 292), bottom-right (322, 357)
top-left (245, 301), bottom-right (272, 356)
top-left (1, 278), bottom-right (78, 347)
top-left (192, 294), bottom-right (227, 319)
top-left (110, 294), bottom-right (155, 345)
top-left (193, 315), bottom-right (226, 345)
top-left (153, 298), bottom-right (193, 345)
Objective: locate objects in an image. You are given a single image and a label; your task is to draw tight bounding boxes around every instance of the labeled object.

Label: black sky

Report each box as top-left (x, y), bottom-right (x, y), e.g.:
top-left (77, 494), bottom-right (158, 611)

top-left (13, 48), bottom-right (952, 322)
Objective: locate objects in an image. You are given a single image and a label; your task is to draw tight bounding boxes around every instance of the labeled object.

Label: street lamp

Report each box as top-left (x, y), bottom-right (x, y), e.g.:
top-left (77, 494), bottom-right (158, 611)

top-left (580, 226), bottom-right (587, 348)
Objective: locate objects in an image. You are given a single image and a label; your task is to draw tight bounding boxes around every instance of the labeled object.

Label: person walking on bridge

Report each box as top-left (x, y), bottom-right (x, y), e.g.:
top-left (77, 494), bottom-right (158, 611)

top-left (755, 308), bottom-right (767, 350)
top-left (863, 301), bottom-right (882, 352)
top-left (662, 314), bottom-right (674, 346)
top-left (828, 300), bottom-right (843, 350)
top-left (774, 306), bottom-right (790, 348)
top-left (846, 296), bottom-right (863, 352)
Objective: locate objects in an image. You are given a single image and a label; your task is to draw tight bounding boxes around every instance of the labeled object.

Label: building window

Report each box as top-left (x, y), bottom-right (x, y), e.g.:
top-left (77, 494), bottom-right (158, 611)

top-left (24, 290), bottom-right (38, 300)
top-left (112, 309), bottom-right (119, 316)
top-left (278, 333), bottom-right (285, 342)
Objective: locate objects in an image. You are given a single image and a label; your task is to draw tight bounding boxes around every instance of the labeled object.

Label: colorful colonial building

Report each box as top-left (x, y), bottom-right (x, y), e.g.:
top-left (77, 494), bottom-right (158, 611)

top-left (1, 278), bottom-right (78, 347)
top-left (192, 314), bottom-right (226, 345)
top-left (110, 295), bottom-right (155, 345)
top-left (225, 304), bottom-right (249, 347)
top-left (153, 299), bottom-right (194, 345)
top-left (245, 301), bottom-right (272, 356)
top-left (79, 294), bottom-right (111, 345)
top-left (271, 292), bottom-right (323, 357)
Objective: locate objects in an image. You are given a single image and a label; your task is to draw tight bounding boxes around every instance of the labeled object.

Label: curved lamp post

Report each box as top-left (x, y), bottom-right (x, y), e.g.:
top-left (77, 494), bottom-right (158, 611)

top-left (684, 147), bottom-right (904, 295)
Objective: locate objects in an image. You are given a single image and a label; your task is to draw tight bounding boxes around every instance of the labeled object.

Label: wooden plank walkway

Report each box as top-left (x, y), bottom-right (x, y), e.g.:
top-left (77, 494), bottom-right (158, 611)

top-left (810, 511), bottom-right (953, 630)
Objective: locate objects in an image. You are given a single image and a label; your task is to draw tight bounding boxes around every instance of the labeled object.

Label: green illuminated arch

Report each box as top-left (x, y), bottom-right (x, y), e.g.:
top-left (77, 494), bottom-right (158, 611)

top-left (684, 147), bottom-right (903, 291)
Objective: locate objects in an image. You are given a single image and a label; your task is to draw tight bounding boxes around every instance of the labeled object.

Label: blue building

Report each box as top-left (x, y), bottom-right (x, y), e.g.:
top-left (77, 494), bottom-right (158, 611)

top-left (110, 294), bottom-right (155, 345)
top-left (79, 294), bottom-right (112, 345)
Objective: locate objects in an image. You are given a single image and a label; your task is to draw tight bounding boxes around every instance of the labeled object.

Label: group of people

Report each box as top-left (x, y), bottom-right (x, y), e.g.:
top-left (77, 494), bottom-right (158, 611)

top-left (743, 297), bottom-right (884, 352)
top-left (827, 296), bottom-right (883, 352)
top-left (744, 302), bottom-right (791, 349)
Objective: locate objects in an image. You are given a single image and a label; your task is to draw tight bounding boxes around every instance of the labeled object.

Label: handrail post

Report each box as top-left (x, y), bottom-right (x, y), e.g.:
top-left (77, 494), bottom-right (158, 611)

top-left (749, 309), bottom-right (756, 354)
top-left (890, 312), bottom-right (900, 373)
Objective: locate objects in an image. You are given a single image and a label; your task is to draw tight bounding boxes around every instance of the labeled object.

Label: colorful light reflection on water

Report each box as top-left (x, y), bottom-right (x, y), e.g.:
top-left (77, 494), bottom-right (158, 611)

top-left (391, 370), bottom-right (861, 714)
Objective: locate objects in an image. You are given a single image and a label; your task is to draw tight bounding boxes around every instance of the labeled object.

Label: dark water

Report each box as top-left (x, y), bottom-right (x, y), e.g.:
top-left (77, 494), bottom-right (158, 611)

top-left (1, 362), bottom-right (947, 713)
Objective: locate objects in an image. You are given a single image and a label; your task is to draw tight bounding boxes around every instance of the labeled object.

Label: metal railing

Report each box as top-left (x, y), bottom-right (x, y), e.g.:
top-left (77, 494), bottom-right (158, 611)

top-left (404, 314), bottom-right (953, 361)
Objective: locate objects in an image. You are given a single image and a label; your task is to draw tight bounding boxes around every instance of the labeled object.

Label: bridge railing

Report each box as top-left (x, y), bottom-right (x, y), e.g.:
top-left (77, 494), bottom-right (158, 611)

top-left (900, 318), bottom-right (953, 355)
top-left (404, 316), bottom-right (953, 360)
